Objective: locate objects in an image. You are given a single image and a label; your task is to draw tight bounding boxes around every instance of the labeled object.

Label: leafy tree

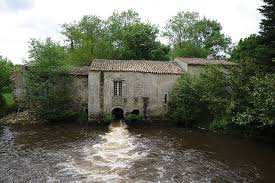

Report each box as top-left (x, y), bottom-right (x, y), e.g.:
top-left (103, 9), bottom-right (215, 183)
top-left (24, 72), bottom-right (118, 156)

top-left (61, 10), bottom-right (170, 64)
top-left (164, 11), bottom-right (199, 48)
top-left (106, 10), bottom-right (169, 60)
top-left (170, 41), bottom-right (208, 59)
top-left (164, 11), bottom-right (231, 58)
top-left (0, 56), bottom-right (15, 117)
top-left (61, 15), bottom-right (112, 66)
top-left (231, 34), bottom-right (270, 64)
top-left (0, 56), bottom-right (13, 93)
top-left (169, 73), bottom-right (205, 127)
top-left (25, 38), bottom-right (73, 122)
top-left (258, 0), bottom-right (275, 65)
top-left (116, 22), bottom-right (169, 60)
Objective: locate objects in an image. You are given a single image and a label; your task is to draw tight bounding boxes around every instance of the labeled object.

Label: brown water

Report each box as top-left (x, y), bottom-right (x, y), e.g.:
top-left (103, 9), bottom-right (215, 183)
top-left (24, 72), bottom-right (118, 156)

top-left (0, 122), bottom-right (275, 182)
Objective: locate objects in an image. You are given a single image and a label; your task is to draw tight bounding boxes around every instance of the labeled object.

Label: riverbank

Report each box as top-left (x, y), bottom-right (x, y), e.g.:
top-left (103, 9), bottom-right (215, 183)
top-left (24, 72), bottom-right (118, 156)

top-left (0, 110), bottom-right (45, 125)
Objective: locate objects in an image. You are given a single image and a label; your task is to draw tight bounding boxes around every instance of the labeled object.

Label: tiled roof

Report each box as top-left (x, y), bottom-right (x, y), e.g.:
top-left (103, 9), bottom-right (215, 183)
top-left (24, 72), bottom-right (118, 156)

top-left (70, 66), bottom-right (90, 75)
top-left (175, 58), bottom-right (237, 66)
top-left (90, 59), bottom-right (183, 74)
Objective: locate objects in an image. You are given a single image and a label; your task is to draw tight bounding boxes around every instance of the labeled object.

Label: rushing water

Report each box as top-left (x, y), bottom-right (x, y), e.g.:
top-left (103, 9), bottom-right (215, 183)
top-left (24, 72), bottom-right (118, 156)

top-left (0, 122), bottom-right (275, 183)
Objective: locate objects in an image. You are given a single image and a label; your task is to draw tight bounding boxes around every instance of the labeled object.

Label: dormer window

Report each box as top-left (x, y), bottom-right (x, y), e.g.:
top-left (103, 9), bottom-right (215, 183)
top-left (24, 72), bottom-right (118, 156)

top-left (114, 81), bottom-right (123, 96)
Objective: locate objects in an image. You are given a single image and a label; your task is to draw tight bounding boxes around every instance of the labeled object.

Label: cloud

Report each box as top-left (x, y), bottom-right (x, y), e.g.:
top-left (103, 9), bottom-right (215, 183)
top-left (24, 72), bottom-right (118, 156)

top-left (0, 0), bottom-right (34, 14)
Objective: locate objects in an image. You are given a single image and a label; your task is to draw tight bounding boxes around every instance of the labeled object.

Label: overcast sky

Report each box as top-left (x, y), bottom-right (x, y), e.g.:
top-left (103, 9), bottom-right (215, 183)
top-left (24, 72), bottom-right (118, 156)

top-left (0, 0), bottom-right (264, 64)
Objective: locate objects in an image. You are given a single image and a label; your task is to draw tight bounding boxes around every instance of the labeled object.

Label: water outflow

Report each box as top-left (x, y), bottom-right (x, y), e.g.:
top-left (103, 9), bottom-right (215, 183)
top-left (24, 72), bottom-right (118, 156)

top-left (58, 121), bottom-right (146, 182)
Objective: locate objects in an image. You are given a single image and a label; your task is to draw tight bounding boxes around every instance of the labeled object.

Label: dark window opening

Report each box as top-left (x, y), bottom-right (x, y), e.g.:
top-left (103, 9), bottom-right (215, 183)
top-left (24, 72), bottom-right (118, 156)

top-left (164, 94), bottom-right (168, 104)
top-left (114, 81), bottom-right (123, 96)
top-left (132, 110), bottom-right (140, 115)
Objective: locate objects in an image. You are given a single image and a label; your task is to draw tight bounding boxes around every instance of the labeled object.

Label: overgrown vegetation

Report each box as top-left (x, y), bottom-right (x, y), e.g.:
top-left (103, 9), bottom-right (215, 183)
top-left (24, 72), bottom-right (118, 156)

top-left (125, 113), bottom-right (144, 123)
top-left (169, 64), bottom-right (275, 135)
top-left (169, 0), bottom-right (275, 136)
top-left (24, 39), bottom-right (74, 122)
top-left (0, 56), bottom-right (15, 117)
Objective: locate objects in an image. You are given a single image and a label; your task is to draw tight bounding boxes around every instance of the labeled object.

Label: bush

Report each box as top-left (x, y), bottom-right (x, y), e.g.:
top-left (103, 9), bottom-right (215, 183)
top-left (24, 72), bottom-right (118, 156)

top-left (168, 73), bottom-right (206, 127)
top-left (125, 113), bottom-right (144, 123)
top-left (102, 112), bottom-right (113, 124)
top-left (169, 62), bottom-right (275, 136)
top-left (0, 93), bottom-right (16, 117)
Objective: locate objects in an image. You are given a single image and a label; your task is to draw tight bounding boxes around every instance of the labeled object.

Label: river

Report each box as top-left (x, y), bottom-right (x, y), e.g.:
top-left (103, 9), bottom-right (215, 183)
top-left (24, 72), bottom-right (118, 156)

top-left (0, 122), bottom-right (275, 182)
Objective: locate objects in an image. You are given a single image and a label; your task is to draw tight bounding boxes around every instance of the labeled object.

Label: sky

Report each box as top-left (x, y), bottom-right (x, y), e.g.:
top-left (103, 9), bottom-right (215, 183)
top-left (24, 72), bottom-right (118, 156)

top-left (0, 0), bottom-right (264, 64)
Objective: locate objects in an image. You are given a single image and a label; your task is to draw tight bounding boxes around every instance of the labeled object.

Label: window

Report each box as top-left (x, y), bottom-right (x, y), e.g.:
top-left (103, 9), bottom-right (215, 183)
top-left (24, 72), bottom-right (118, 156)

top-left (114, 81), bottom-right (123, 96)
top-left (164, 94), bottom-right (168, 104)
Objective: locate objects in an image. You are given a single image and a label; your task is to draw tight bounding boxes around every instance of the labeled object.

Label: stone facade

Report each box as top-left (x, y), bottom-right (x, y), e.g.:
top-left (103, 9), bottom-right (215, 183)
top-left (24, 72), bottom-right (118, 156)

top-left (88, 71), bottom-right (180, 120)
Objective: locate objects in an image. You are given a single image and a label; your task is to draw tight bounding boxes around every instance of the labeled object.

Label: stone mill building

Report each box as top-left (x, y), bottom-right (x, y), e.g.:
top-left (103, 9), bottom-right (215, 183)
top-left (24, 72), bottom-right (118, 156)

top-left (13, 58), bottom-right (236, 121)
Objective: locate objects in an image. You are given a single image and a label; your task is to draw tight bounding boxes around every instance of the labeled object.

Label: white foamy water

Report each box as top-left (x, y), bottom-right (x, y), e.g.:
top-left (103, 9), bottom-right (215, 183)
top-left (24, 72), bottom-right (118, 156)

top-left (57, 121), bottom-right (147, 182)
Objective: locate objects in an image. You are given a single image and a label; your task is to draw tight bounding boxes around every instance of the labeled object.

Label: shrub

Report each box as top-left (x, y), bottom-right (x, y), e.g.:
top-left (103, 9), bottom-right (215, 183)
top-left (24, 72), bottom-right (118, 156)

top-left (168, 73), bottom-right (206, 127)
top-left (125, 113), bottom-right (144, 123)
top-left (25, 38), bottom-right (74, 122)
top-left (102, 112), bottom-right (113, 124)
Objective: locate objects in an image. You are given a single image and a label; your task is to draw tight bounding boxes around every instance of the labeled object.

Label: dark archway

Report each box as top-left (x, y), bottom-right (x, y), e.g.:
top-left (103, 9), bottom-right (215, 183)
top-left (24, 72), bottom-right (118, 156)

top-left (112, 108), bottom-right (124, 120)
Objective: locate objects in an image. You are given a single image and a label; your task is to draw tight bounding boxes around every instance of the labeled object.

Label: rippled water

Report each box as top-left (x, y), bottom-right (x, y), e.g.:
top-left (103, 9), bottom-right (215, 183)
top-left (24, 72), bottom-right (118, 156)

top-left (0, 122), bottom-right (275, 182)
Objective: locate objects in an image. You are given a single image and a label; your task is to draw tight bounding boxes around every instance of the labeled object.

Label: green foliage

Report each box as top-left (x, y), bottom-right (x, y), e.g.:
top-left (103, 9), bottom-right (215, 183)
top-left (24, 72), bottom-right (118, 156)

top-left (25, 38), bottom-right (74, 122)
top-left (170, 41), bottom-right (208, 59)
top-left (169, 64), bottom-right (275, 135)
top-left (169, 62), bottom-right (275, 135)
top-left (102, 112), bottom-right (113, 124)
top-left (0, 56), bottom-right (14, 117)
top-left (106, 10), bottom-right (170, 60)
top-left (124, 113), bottom-right (144, 123)
top-left (0, 93), bottom-right (16, 117)
top-left (0, 56), bottom-right (14, 93)
top-left (231, 34), bottom-right (270, 65)
top-left (2, 93), bottom-right (15, 108)
top-left (62, 15), bottom-right (111, 66)
top-left (61, 9), bottom-right (169, 65)
top-left (164, 11), bottom-right (231, 58)
top-left (168, 74), bottom-right (205, 127)
top-left (258, 0), bottom-right (275, 65)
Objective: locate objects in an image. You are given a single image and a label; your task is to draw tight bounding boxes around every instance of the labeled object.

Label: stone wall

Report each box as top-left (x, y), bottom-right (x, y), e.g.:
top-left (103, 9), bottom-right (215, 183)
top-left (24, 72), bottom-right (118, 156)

top-left (88, 71), bottom-right (180, 120)
top-left (12, 70), bottom-right (88, 113)
top-left (11, 68), bottom-right (27, 108)
top-left (71, 75), bottom-right (88, 112)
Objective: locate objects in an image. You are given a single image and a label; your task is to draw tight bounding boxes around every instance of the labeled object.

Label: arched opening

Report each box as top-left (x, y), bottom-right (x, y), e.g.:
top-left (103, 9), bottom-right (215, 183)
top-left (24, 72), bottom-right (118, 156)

top-left (112, 108), bottom-right (124, 120)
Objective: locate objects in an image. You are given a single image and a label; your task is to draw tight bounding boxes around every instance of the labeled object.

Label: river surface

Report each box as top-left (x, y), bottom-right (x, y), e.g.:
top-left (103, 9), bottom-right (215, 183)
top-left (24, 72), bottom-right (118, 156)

top-left (0, 122), bottom-right (275, 183)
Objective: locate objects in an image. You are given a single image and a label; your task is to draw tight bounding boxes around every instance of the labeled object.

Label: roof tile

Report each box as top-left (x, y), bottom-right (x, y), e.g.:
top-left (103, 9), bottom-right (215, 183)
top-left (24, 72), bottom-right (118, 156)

top-left (175, 58), bottom-right (237, 65)
top-left (90, 59), bottom-right (183, 74)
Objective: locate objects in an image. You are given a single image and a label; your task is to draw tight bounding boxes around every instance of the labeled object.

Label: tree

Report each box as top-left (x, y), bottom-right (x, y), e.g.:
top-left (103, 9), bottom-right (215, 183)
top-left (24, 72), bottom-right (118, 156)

top-left (115, 22), bottom-right (169, 60)
top-left (164, 11), bottom-right (199, 48)
top-left (61, 10), bottom-right (170, 64)
top-left (169, 41), bottom-right (208, 59)
top-left (0, 56), bottom-right (14, 112)
top-left (61, 15), bottom-right (112, 66)
top-left (0, 56), bottom-right (13, 93)
top-left (231, 34), bottom-right (270, 64)
top-left (106, 10), bottom-right (169, 60)
top-left (258, 0), bottom-right (275, 66)
top-left (164, 11), bottom-right (231, 58)
top-left (25, 38), bottom-right (73, 122)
